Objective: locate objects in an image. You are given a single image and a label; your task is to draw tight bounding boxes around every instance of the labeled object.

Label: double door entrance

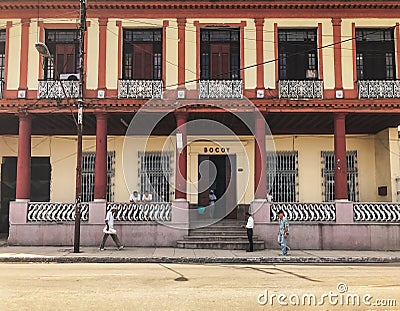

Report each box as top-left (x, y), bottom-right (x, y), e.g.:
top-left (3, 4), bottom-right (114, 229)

top-left (197, 154), bottom-right (237, 219)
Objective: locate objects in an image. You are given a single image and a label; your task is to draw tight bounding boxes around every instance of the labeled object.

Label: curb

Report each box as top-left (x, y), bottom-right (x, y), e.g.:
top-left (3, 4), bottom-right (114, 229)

top-left (0, 256), bottom-right (399, 264)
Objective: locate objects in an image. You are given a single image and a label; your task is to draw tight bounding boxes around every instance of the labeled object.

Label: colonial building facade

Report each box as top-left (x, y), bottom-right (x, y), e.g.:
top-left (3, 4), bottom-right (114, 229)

top-left (0, 0), bottom-right (399, 249)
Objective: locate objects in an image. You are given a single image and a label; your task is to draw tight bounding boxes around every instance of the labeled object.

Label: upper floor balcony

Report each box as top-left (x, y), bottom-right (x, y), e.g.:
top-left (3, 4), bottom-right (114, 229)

top-left (118, 79), bottom-right (163, 99)
top-left (358, 80), bottom-right (400, 99)
top-left (198, 79), bottom-right (243, 99)
top-left (279, 80), bottom-right (323, 99)
top-left (38, 80), bottom-right (79, 99)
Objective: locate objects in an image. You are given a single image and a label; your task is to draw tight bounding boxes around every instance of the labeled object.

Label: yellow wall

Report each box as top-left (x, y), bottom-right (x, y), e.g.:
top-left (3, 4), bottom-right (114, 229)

top-left (86, 19), bottom-right (99, 90)
top-left (0, 131), bottom-right (398, 203)
top-left (374, 128), bottom-right (400, 202)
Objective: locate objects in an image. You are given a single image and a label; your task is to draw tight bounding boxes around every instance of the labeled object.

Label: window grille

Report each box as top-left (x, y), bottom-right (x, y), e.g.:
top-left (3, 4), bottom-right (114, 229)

top-left (321, 151), bottom-right (359, 202)
top-left (82, 152), bottom-right (115, 202)
top-left (266, 151), bottom-right (298, 202)
top-left (138, 152), bottom-right (173, 202)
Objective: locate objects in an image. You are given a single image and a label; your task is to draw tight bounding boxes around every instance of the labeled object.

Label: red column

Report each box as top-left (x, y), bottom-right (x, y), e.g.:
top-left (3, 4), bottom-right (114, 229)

top-left (177, 18), bottom-right (186, 88)
top-left (254, 112), bottom-right (267, 200)
top-left (175, 112), bottom-right (187, 200)
top-left (19, 18), bottom-right (30, 91)
top-left (255, 18), bottom-right (265, 90)
top-left (332, 18), bottom-right (343, 90)
top-left (16, 113), bottom-right (32, 200)
top-left (334, 113), bottom-right (348, 200)
top-left (98, 18), bottom-right (108, 90)
top-left (94, 112), bottom-right (108, 200)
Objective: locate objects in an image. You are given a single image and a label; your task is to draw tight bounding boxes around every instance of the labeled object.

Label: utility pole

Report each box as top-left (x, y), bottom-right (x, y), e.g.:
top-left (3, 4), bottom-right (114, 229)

top-left (74, 0), bottom-right (86, 253)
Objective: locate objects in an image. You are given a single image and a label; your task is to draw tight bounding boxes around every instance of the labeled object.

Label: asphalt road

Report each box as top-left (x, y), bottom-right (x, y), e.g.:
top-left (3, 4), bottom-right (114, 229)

top-left (0, 263), bottom-right (399, 311)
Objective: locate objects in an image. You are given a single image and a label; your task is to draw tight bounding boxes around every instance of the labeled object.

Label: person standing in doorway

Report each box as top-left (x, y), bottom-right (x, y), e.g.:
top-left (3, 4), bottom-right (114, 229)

top-left (277, 209), bottom-right (290, 256)
top-left (100, 206), bottom-right (124, 251)
top-left (242, 212), bottom-right (254, 252)
top-left (208, 189), bottom-right (217, 218)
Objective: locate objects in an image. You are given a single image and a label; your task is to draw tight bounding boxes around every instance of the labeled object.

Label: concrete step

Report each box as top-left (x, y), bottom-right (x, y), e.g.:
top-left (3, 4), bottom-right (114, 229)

top-left (176, 240), bottom-right (265, 250)
top-left (188, 230), bottom-right (248, 236)
top-left (183, 235), bottom-right (261, 241)
top-left (190, 225), bottom-right (244, 232)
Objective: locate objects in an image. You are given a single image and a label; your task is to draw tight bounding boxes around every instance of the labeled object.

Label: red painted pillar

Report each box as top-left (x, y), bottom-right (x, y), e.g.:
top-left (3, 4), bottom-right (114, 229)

top-left (175, 112), bottom-right (187, 200)
top-left (255, 18), bottom-right (265, 90)
top-left (16, 113), bottom-right (32, 200)
top-left (332, 18), bottom-right (343, 90)
top-left (177, 18), bottom-right (186, 88)
top-left (94, 112), bottom-right (108, 200)
top-left (254, 112), bottom-right (267, 200)
top-left (98, 18), bottom-right (108, 91)
top-left (334, 113), bottom-right (348, 200)
top-left (18, 18), bottom-right (30, 92)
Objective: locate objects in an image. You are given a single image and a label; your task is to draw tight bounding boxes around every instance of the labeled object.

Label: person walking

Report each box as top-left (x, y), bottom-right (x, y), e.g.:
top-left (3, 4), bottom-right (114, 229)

top-left (242, 212), bottom-right (254, 252)
top-left (99, 206), bottom-right (124, 251)
top-left (277, 209), bottom-right (290, 256)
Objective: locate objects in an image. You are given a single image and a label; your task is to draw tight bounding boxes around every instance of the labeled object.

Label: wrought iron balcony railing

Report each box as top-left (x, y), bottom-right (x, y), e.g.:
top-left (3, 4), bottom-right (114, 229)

top-left (38, 80), bottom-right (79, 99)
top-left (0, 79), bottom-right (4, 99)
top-left (279, 80), bottom-right (323, 99)
top-left (358, 80), bottom-right (400, 99)
top-left (199, 79), bottom-right (243, 99)
top-left (118, 79), bottom-right (163, 99)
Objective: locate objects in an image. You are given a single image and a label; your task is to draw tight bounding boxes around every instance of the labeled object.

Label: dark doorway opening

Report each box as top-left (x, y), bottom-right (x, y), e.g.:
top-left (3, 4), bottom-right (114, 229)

top-left (198, 154), bottom-right (237, 219)
top-left (0, 157), bottom-right (51, 234)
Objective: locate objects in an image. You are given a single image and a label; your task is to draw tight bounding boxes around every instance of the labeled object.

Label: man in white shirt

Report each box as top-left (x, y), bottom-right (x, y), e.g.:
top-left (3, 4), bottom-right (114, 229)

top-left (99, 206), bottom-right (124, 251)
top-left (142, 190), bottom-right (153, 203)
top-left (130, 191), bottom-right (141, 203)
top-left (242, 212), bottom-right (254, 252)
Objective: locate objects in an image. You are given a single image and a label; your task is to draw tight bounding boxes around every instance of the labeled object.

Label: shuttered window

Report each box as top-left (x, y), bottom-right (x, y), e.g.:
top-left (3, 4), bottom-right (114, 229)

top-left (123, 29), bottom-right (162, 80)
top-left (356, 29), bottom-right (395, 80)
top-left (44, 30), bottom-right (79, 80)
top-left (200, 28), bottom-right (240, 80)
top-left (278, 29), bottom-right (318, 80)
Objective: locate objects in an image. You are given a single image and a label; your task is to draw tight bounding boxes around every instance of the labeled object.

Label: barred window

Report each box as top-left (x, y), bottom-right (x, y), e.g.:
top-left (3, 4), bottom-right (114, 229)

top-left (138, 152), bottom-right (173, 202)
top-left (321, 151), bottom-right (359, 202)
top-left (266, 151), bottom-right (298, 202)
top-left (82, 152), bottom-right (115, 202)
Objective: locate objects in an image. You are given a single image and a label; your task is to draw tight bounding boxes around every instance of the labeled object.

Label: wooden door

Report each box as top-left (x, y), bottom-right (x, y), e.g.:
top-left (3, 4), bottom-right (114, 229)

top-left (56, 44), bottom-right (76, 76)
top-left (133, 43), bottom-right (153, 79)
top-left (210, 43), bottom-right (230, 79)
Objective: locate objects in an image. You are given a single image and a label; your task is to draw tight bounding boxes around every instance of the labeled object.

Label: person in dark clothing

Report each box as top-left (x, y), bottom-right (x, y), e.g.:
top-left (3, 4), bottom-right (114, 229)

top-left (242, 212), bottom-right (254, 252)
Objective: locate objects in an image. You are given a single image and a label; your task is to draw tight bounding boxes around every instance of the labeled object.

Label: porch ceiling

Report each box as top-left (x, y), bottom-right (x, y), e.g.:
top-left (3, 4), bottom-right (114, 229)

top-left (0, 112), bottom-right (399, 136)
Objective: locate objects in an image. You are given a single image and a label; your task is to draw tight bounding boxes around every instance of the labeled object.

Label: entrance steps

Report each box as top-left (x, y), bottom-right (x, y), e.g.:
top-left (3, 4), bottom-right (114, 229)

top-left (176, 220), bottom-right (265, 250)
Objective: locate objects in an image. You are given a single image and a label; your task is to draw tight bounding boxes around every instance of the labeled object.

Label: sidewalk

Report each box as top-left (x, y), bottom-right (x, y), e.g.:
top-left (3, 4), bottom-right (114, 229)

top-left (0, 244), bottom-right (399, 264)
